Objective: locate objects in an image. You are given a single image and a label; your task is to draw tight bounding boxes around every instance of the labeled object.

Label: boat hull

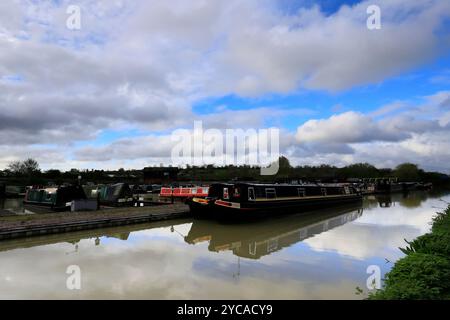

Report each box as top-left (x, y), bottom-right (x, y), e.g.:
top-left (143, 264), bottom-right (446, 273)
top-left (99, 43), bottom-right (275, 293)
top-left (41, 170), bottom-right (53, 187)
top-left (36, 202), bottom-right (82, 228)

top-left (23, 202), bottom-right (70, 212)
top-left (189, 194), bottom-right (363, 220)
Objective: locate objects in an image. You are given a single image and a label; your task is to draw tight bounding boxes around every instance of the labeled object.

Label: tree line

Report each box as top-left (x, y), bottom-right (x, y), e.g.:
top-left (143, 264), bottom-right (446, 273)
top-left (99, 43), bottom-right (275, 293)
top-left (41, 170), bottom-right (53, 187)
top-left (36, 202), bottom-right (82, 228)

top-left (179, 157), bottom-right (449, 185)
top-left (0, 157), bottom-right (449, 186)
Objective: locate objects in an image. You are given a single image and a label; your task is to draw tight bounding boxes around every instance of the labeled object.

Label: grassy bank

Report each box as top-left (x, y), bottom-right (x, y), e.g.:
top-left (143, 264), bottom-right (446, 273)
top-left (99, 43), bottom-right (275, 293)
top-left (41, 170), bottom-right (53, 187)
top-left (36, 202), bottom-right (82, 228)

top-left (369, 204), bottom-right (450, 300)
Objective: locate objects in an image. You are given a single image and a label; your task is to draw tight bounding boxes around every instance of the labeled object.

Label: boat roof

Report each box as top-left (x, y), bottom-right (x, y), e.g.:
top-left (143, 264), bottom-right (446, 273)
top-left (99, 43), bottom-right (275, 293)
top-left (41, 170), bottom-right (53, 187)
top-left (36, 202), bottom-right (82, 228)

top-left (215, 182), bottom-right (342, 187)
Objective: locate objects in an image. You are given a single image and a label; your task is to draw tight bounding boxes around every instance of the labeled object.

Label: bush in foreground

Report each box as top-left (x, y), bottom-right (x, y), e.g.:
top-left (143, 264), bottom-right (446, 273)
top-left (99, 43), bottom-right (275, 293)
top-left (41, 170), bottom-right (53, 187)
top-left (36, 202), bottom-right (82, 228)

top-left (370, 253), bottom-right (450, 300)
top-left (369, 205), bottom-right (450, 300)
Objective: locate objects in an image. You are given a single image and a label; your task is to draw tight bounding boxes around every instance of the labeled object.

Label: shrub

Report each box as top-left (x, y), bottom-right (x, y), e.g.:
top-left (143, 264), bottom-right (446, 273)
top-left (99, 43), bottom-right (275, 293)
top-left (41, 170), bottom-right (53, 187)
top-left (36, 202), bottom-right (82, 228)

top-left (370, 253), bottom-right (450, 300)
top-left (400, 232), bottom-right (450, 257)
top-left (432, 208), bottom-right (450, 234)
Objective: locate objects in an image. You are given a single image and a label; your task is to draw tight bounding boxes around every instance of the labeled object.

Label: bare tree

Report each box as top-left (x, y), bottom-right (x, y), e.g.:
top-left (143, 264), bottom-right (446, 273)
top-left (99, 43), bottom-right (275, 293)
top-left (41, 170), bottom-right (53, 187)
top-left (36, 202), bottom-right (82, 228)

top-left (22, 158), bottom-right (40, 174)
top-left (7, 158), bottom-right (40, 175)
top-left (7, 160), bottom-right (24, 174)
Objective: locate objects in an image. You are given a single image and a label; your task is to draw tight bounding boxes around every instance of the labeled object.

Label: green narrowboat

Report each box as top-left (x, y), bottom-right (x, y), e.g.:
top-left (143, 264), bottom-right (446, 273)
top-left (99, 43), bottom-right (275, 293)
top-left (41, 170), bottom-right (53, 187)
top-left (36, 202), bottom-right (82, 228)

top-left (24, 185), bottom-right (87, 211)
top-left (82, 183), bottom-right (135, 206)
top-left (5, 185), bottom-right (26, 197)
top-left (83, 184), bottom-right (105, 199)
top-left (0, 182), bottom-right (5, 198)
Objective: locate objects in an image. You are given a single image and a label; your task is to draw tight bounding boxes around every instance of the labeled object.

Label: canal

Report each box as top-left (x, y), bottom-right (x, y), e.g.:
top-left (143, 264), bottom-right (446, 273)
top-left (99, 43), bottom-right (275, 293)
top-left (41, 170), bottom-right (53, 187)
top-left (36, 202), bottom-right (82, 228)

top-left (0, 190), bottom-right (449, 299)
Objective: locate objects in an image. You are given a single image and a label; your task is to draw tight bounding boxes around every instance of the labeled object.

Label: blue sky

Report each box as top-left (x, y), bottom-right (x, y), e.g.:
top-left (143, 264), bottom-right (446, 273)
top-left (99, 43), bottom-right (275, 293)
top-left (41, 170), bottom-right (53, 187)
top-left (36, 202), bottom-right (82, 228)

top-left (0, 0), bottom-right (450, 172)
top-left (279, 0), bottom-right (365, 15)
top-left (192, 53), bottom-right (450, 130)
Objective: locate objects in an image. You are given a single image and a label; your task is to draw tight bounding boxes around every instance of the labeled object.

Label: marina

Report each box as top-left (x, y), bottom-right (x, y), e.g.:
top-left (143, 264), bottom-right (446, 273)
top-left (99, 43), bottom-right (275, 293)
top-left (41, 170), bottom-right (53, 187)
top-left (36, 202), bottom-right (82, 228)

top-left (0, 162), bottom-right (448, 301)
top-left (0, 190), bottom-right (447, 299)
top-left (0, 178), bottom-right (440, 240)
top-left (2, 0), bottom-right (450, 304)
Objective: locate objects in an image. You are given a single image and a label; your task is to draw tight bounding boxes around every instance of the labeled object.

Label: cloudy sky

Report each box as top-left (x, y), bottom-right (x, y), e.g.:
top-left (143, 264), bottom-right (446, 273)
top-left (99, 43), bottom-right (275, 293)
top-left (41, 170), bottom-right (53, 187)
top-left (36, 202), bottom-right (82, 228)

top-left (1, 0), bottom-right (450, 172)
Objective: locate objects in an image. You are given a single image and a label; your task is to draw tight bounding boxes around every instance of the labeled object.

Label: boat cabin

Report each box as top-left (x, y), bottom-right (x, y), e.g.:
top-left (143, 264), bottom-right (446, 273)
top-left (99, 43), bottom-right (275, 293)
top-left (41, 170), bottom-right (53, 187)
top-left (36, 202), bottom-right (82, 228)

top-left (208, 183), bottom-right (357, 203)
top-left (24, 185), bottom-right (86, 210)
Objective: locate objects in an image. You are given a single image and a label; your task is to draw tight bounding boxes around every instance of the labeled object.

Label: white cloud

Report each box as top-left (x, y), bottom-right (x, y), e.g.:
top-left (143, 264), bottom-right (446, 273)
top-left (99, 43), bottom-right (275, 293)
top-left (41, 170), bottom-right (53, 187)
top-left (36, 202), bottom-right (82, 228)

top-left (288, 90), bottom-right (450, 172)
top-left (296, 111), bottom-right (409, 144)
top-left (1, 0), bottom-right (450, 170)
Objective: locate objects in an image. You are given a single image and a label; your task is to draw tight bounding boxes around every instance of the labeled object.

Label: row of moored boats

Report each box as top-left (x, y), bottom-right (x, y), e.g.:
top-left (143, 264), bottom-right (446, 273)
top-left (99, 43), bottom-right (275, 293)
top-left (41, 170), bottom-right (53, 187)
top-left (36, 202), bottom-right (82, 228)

top-left (1, 180), bottom-right (432, 218)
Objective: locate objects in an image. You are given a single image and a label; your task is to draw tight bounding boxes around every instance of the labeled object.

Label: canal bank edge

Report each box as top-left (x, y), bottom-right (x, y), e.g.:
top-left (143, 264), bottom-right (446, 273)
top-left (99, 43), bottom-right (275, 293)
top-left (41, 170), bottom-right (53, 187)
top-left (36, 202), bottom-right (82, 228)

top-left (0, 204), bottom-right (190, 241)
top-left (369, 204), bottom-right (450, 300)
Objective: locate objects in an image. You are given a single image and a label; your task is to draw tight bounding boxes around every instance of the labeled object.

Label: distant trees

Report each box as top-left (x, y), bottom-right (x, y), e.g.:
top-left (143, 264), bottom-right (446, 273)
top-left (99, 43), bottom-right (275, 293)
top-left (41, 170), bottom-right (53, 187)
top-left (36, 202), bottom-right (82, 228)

top-left (394, 163), bottom-right (423, 182)
top-left (1, 157), bottom-right (448, 187)
top-left (278, 156), bottom-right (292, 169)
top-left (173, 158), bottom-right (448, 184)
top-left (5, 158), bottom-right (41, 184)
top-left (7, 161), bottom-right (23, 174)
top-left (339, 163), bottom-right (379, 179)
top-left (7, 158), bottom-right (40, 175)
top-left (276, 156), bottom-right (293, 178)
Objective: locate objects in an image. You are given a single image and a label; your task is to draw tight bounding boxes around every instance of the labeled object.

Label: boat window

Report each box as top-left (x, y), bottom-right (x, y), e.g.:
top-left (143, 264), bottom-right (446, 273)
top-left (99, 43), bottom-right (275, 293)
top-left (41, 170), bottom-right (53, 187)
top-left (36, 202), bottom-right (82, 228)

top-left (297, 188), bottom-right (306, 197)
top-left (321, 188), bottom-right (327, 196)
top-left (223, 187), bottom-right (229, 199)
top-left (267, 239), bottom-right (278, 252)
top-left (248, 187), bottom-right (255, 201)
top-left (344, 186), bottom-right (350, 194)
top-left (249, 242), bottom-right (257, 256)
top-left (265, 188), bottom-right (276, 199)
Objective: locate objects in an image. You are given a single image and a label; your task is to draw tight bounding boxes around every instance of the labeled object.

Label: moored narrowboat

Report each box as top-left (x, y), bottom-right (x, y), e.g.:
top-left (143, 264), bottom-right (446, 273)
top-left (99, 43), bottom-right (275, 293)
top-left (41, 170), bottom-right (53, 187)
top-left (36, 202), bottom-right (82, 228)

top-left (188, 182), bottom-right (362, 219)
top-left (82, 184), bottom-right (103, 199)
top-left (24, 185), bottom-right (87, 211)
top-left (369, 178), bottom-right (404, 194)
top-left (83, 183), bottom-right (134, 206)
top-left (98, 183), bottom-right (134, 206)
top-left (5, 185), bottom-right (27, 198)
top-left (0, 182), bottom-right (5, 198)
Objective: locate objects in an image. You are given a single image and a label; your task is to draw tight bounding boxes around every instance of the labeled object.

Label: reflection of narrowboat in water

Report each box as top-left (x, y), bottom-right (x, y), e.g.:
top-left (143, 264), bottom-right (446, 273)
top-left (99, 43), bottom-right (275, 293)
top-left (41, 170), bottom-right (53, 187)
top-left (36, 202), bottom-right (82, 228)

top-left (188, 182), bottom-right (362, 219)
top-left (185, 204), bottom-right (363, 259)
top-left (376, 194), bottom-right (393, 208)
top-left (365, 191), bottom-right (429, 209)
top-left (24, 185), bottom-right (86, 211)
top-left (416, 182), bottom-right (433, 191)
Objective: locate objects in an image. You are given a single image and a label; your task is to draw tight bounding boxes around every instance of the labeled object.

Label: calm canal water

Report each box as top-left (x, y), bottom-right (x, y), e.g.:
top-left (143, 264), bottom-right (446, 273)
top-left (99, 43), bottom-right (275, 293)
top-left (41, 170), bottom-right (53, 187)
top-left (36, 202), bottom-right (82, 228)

top-left (0, 190), bottom-right (449, 299)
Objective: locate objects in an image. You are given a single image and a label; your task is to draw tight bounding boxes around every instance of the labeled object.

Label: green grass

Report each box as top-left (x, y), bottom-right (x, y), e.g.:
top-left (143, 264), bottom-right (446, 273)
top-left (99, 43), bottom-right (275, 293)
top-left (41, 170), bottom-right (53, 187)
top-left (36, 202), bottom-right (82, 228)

top-left (369, 205), bottom-right (450, 300)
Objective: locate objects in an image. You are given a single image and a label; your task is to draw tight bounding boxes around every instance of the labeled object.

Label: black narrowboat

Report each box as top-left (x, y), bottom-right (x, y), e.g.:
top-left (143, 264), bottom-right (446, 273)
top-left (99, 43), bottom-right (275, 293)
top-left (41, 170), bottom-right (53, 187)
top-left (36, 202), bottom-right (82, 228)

top-left (188, 182), bottom-right (362, 218)
top-left (0, 182), bottom-right (5, 198)
top-left (368, 178), bottom-right (404, 194)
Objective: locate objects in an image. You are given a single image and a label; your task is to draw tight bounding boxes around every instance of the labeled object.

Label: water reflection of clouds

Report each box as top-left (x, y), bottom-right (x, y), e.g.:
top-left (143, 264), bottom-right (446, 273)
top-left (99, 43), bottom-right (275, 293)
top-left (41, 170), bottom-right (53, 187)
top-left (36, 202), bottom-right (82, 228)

top-left (0, 225), bottom-right (369, 299)
top-left (303, 223), bottom-right (417, 261)
top-left (97, 223), bottom-right (193, 247)
top-left (1, 193), bottom-right (449, 299)
top-left (357, 204), bottom-right (441, 233)
top-left (0, 231), bottom-right (201, 299)
top-left (302, 196), bottom-right (450, 261)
